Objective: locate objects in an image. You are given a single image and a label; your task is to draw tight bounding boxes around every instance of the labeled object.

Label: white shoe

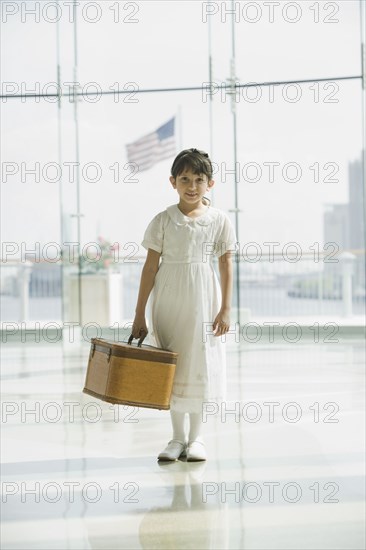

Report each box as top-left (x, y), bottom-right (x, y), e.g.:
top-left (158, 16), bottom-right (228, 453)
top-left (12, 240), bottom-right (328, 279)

top-left (158, 439), bottom-right (186, 461)
top-left (186, 438), bottom-right (207, 461)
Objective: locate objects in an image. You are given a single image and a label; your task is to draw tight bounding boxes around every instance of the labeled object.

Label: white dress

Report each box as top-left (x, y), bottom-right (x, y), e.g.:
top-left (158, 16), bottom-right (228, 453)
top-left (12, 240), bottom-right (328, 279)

top-left (141, 203), bottom-right (238, 413)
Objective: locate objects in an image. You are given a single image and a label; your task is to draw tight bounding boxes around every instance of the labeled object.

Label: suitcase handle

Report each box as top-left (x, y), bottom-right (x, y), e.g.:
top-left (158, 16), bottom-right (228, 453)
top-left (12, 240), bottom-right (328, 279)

top-left (127, 332), bottom-right (147, 347)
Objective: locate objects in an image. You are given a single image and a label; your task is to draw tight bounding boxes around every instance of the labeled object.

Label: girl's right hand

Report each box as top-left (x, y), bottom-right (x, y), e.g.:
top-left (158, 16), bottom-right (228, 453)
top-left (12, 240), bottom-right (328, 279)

top-left (131, 315), bottom-right (148, 340)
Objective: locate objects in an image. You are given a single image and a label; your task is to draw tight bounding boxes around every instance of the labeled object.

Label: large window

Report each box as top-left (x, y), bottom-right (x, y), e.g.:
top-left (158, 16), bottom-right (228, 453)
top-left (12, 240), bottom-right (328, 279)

top-left (1, 0), bottom-right (365, 330)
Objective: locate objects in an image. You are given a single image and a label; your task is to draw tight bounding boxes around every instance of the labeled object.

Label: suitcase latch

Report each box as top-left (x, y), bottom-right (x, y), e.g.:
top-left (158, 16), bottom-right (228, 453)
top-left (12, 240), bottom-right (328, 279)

top-left (107, 348), bottom-right (112, 363)
top-left (91, 342), bottom-right (96, 358)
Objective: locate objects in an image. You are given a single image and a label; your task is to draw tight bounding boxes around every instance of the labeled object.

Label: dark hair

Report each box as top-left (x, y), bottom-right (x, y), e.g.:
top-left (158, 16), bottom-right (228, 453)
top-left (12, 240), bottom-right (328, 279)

top-left (171, 148), bottom-right (212, 206)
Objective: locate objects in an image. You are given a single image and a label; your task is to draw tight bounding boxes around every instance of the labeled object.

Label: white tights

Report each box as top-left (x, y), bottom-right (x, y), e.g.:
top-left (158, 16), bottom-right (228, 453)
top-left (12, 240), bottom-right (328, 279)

top-left (170, 410), bottom-right (203, 443)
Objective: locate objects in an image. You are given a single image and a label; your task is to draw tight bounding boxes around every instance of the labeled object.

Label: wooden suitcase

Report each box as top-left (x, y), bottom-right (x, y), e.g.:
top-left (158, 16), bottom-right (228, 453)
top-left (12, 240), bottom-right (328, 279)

top-left (82, 334), bottom-right (178, 410)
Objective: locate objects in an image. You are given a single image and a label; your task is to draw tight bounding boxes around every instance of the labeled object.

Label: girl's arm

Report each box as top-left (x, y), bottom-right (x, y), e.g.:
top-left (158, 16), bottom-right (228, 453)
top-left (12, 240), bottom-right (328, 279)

top-left (132, 249), bottom-right (161, 338)
top-left (213, 251), bottom-right (234, 336)
top-left (218, 251), bottom-right (234, 310)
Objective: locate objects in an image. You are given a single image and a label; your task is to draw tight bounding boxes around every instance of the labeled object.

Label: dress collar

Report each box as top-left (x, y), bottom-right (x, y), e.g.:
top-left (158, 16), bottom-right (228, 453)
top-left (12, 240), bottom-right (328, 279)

top-left (166, 204), bottom-right (217, 226)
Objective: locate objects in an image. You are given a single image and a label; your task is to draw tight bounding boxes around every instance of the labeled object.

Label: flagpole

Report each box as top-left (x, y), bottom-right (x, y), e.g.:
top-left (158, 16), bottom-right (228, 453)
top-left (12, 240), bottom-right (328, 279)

top-left (208, 11), bottom-right (215, 206)
top-left (229, 0), bottom-right (241, 329)
top-left (177, 105), bottom-right (182, 151)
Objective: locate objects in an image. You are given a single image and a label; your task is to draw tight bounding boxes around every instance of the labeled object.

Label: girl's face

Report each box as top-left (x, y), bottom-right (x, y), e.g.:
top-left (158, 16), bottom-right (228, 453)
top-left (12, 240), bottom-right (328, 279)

top-left (170, 168), bottom-right (214, 205)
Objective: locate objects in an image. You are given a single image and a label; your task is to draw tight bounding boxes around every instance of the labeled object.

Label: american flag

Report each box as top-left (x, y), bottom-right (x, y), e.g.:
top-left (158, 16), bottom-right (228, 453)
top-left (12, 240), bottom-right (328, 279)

top-left (126, 116), bottom-right (176, 172)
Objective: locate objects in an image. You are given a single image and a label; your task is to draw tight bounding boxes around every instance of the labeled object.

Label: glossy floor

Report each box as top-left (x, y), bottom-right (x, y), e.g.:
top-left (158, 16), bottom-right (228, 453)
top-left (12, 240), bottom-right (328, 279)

top-left (1, 335), bottom-right (365, 549)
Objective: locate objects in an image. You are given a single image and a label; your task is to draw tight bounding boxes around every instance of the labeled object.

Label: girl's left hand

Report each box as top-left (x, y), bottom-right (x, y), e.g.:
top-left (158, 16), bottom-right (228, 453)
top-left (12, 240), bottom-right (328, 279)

top-left (213, 308), bottom-right (231, 337)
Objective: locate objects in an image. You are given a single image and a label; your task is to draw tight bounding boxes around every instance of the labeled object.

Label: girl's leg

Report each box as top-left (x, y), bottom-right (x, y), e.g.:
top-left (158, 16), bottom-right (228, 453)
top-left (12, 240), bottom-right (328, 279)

top-left (158, 410), bottom-right (187, 460)
top-left (170, 410), bottom-right (187, 443)
top-left (186, 412), bottom-right (207, 460)
top-left (188, 412), bottom-right (203, 441)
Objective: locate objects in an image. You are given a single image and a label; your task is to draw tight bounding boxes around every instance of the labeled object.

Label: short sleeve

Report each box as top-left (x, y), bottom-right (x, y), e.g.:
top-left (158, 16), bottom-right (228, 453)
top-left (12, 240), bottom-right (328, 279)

top-left (141, 212), bottom-right (164, 253)
top-left (215, 214), bottom-right (238, 257)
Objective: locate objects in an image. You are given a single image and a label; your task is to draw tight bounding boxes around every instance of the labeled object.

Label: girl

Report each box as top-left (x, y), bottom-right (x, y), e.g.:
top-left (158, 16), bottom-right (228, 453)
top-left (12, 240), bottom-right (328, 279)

top-left (132, 148), bottom-right (237, 462)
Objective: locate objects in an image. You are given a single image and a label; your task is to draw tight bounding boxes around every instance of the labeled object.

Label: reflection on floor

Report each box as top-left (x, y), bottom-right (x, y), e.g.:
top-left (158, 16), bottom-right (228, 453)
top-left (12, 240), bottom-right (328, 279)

top-left (1, 334), bottom-right (365, 549)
